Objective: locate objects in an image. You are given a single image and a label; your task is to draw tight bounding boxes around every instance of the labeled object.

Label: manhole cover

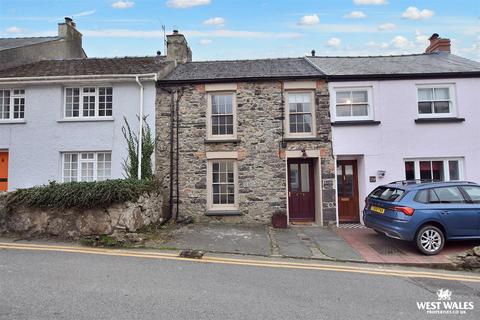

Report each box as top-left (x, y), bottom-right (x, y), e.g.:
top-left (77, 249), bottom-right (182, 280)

top-left (369, 242), bottom-right (404, 255)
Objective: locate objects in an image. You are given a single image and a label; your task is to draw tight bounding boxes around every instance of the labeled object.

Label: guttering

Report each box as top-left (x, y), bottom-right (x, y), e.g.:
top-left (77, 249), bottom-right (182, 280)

top-left (0, 73), bottom-right (159, 85)
top-left (325, 72), bottom-right (480, 82)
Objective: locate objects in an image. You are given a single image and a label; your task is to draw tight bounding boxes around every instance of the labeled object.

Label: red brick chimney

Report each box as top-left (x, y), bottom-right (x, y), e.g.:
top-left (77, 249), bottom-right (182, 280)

top-left (425, 33), bottom-right (451, 54)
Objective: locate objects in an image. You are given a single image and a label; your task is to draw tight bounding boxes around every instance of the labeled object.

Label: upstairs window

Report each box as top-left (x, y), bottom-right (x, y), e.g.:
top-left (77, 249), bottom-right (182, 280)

top-left (65, 87), bottom-right (113, 119)
top-left (0, 89), bottom-right (25, 120)
top-left (417, 85), bottom-right (455, 118)
top-left (286, 92), bottom-right (316, 136)
top-left (334, 88), bottom-right (372, 121)
top-left (207, 92), bottom-right (236, 139)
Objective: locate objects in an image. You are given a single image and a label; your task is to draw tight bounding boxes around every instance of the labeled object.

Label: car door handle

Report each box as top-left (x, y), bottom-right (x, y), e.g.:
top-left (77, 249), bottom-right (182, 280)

top-left (441, 211), bottom-right (450, 215)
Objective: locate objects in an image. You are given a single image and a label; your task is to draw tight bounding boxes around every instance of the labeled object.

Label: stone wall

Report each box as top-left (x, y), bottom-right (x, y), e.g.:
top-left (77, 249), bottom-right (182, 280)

top-left (0, 192), bottom-right (162, 239)
top-left (156, 80), bottom-right (336, 225)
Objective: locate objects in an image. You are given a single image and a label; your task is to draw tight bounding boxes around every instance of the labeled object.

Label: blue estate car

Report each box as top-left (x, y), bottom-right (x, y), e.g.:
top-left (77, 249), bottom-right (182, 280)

top-left (363, 181), bottom-right (480, 255)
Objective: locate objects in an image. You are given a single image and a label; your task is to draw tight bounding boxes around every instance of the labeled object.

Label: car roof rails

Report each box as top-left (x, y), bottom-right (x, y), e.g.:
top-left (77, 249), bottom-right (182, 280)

top-left (388, 180), bottom-right (477, 186)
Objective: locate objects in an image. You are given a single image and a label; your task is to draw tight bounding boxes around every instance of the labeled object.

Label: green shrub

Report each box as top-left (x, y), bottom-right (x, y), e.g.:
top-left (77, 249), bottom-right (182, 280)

top-left (5, 179), bottom-right (159, 211)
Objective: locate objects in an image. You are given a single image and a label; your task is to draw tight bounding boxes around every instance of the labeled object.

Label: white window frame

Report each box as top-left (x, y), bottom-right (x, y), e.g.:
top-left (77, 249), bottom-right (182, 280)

top-left (416, 84), bottom-right (456, 119)
top-left (285, 90), bottom-right (316, 138)
top-left (206, 91), bottom-right (237, 140)
top-left (206, 152), bottom-right (239, 212)
top-left (404, 157), bottom-right (464, 181)
top-left (62, 151), bottom-right (112, 182)
top-left (332, 87), bottom-right (373, 122)
top-left (63, 86), bottom-right (113, 119)
top-left (0, 89), bottom-right (25, 121)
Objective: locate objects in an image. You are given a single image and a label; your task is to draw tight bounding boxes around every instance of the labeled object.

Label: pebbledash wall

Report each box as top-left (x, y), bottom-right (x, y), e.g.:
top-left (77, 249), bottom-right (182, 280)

top-left (156, 80), bottom-right (336, 225)
top-left (0, 82), bottom-right (156, 190)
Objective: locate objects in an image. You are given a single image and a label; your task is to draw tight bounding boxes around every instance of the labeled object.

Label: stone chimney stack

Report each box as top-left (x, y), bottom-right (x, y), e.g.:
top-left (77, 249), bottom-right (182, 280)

top-left (166, 30), bottom-right (192, 64)
top-left (58, 17), bottom-right (82, 41)
top-left (425, 33), bottom-right (451, 54)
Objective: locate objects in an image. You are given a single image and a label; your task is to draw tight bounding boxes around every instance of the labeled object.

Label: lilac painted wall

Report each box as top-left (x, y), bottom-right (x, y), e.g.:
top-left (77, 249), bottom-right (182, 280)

top-left (329, 77), bottom-right (480, 222)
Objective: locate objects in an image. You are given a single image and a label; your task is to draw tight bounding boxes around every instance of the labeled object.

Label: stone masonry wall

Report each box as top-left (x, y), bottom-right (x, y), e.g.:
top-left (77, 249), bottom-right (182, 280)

top-left (156, 80), bottom-right (336, 225)
top-left (0, 192), bottom-right (162, 239)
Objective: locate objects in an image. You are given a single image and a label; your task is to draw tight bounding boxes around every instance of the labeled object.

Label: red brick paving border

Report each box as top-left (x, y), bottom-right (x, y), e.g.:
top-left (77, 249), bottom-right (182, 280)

top-left (335, 228), bottom-right (480, 265)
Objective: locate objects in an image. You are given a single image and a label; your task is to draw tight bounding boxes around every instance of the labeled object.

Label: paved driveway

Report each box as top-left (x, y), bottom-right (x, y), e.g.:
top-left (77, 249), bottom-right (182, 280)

top-left (336, 227), bottom-right (480, 265)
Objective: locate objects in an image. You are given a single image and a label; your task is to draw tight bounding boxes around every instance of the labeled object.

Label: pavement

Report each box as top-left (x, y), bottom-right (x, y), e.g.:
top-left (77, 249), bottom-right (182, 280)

top-left (159, 223), bottom-right (363, 262)
top-left (155, 223), bottom-right (478, 267)
top-left (1, 240), bottom-right (480, 320)
top-left (336, 226), bottom-right (480, 265)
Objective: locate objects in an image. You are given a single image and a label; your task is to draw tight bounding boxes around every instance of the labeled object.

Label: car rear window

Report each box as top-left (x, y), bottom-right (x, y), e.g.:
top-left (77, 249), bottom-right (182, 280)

top-left (368, 187), bottom-right (405, 202)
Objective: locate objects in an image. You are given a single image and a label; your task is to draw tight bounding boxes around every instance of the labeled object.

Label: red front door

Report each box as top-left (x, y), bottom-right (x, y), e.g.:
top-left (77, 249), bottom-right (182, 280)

top-left (337, 160), bottom-right (359, 222)
top-left (0, 151), bottom-right (8, 191)
top-left (288, 159), bottom-right (315, 222)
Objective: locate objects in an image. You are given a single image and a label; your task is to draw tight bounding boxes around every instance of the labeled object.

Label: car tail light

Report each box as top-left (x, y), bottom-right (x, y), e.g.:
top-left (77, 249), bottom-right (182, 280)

top-left (394, 206), bottom-right (415, 216)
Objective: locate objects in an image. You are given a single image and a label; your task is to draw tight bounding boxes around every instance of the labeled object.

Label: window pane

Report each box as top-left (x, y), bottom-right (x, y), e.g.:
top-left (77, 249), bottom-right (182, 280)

top-left (434, 88), bottom-right (450, 100)
top-left (336, 105), bottom-right (351, 117)
top-left (432, 187), bottom-right (465, 203)
top-left (65, 88), bottom-right (80, 117)
top-left (289, 164), bottom-right (299, 192)
top-left (336, 92), bottom-right (350, 104)
top-left (352, 91), bottom-right (367, 103)
top-left (449, 161), bottom-right (460, 180)
top-left (352, 104), bottom-right (368, 116)
top-left (98, 87), bottom-right (113, 117)
top-left (300, 163), bottom-right (310, 192)
top-left (433, 101), bottom-right (450, 114)
top-left (97, 152), bottom-right (112, 181)
top-left (212, 160), bottom-right (235, 205)
top-left (418, 102), bottom-right (433, 114)
top-left (405, 161), bottom-right (415, 180)
top-left (432, 161), bottom-right (444, 181)
top-left (419, 161), bottom-right (432, 180)
top-left (418, 88), bottom-right (433, 101)
top-left (0, 90), bottom-right (11, 119)
top-left (462, 186), bottom-right (480, 203)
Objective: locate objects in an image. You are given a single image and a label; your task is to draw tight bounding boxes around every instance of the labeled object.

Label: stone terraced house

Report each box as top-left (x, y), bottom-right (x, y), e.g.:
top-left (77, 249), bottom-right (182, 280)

top-left (156, 44), bottom-right (337, 225)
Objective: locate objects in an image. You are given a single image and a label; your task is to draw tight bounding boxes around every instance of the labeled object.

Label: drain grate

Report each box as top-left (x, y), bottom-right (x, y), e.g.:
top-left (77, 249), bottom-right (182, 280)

top-left (369, 242), bottom-right (404, 255)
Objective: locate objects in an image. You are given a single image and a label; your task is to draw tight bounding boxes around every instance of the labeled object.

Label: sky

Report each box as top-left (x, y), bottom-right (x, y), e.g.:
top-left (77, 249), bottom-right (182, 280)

top-left (0, 0), bottom-right (479, 61)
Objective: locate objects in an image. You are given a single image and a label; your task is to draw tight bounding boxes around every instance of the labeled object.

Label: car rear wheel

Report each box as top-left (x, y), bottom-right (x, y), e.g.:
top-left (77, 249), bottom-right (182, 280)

top-left (415, 225), bottom-right (445, 255)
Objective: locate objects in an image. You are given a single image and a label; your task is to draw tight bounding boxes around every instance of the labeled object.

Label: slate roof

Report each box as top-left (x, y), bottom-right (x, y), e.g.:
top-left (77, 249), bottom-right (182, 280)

top-left (0, 37), bottom-right (61, 51)
top-left (307, 52), bottom-right (480, 77)
top-left (0, 56), bottom-right (170, 78)
top-left (162, 57), bottom-right (323, 82)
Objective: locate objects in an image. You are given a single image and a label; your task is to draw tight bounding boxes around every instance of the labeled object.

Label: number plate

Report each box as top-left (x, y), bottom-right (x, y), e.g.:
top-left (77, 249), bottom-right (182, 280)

top-left (370, 205), bottom-right (385, 214)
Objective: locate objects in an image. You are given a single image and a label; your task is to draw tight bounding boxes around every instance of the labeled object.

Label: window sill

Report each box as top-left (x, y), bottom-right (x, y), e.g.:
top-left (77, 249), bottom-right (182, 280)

top-left (331, 120), bottom-right (380, 126)
top-left (57, 117), bottom-right (114, 123)
top-left (205, 209), bottom-right (242, 216)
top-left (0, 119), bottom-right (26, 125)
top-left (283, 136), bottom-right (321, 142)
top-left (415, 117), bottom-right (465, 124)
top-left (204, 138), bottom-right (240, 144)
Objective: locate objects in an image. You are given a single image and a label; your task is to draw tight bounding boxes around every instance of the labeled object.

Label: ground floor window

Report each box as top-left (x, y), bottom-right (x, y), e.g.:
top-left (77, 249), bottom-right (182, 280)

top-left (404, 158), bottom-right (462, 181)
top-left (207, 159), bottom-right (238, 210)
top-left (63, 152), bottom-right (111, 182)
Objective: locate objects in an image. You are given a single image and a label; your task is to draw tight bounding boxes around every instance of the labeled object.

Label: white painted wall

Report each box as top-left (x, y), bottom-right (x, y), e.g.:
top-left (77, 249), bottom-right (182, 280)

top-left (0, 81), bottom-right (156, 190)
top-left (330, 77), bottom-right (480, 220)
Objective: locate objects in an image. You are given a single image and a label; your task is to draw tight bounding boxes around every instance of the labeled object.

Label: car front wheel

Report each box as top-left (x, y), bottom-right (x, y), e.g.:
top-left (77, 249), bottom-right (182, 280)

top-left (415, 225), bottom-right (445, 255)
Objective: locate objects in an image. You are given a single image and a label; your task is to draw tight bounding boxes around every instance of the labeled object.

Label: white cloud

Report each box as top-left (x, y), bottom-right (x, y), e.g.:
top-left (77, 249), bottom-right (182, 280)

top-left (203, 17), bottom-right (225, 27)
top-left (298, 14), bottom-right (320, 26)
top-left (378, 23), bottom-right (395, 31)
top-left (353, 0), bottom-right (387, 5)
top-left (402, 7), bottom-right (434, 20)
top-left (199, 39), bottom-right (212, 45)
top-left (414, 30), bottom-right (429, 45)
top-left (6, 26), bottom-right (23, 33)
top-left (391, 35), bottom-right (413, 49)
top-left (327, 37), bottom-right (341, 47)
top-left (73, 10), bottom-right (96, 17)
top-left (82, 28), bottom-right (302, 39)
top-left (344, 11), bottom-right (366, 19)
top-left (166, 0), bottom-right (210, 9)
top-left (111, 1), bottom-right (135, 9)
